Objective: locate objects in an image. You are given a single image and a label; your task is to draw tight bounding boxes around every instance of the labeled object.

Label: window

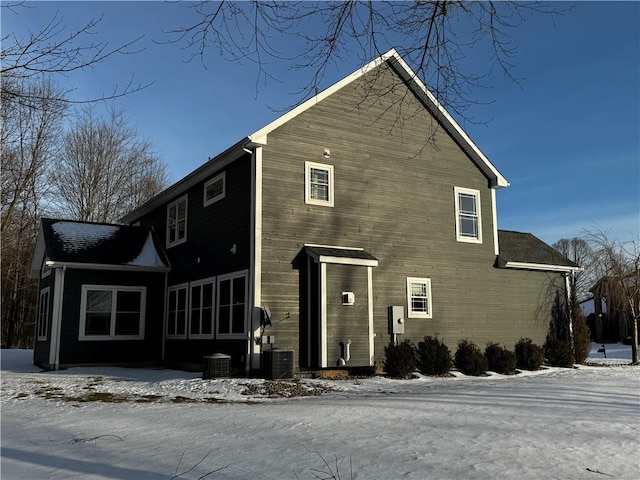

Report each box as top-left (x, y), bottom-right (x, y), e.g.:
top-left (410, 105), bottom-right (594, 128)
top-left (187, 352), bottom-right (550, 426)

top-left (79, 286), bottom-right (145, 340)
top-left (167, 195), bottom-right (188, 247)
top-left (167, 285), bottom-right (188, 338)
top-left (37, 288), bottom-right (50, 341)
top-left (305, 161), bottom-right (334, 207)
top-left (407, 277), bottom-right (433, 319)
top-left (204, 172), bottom-right (226, 207)
top-left (190, 279), bottom-right (215, 337)
top-left (41, 261), bottom-right (51, 278)
top-left (454, 187), bottom-right (482, 243)
top-left (217, 271), bottom-right (248, 338)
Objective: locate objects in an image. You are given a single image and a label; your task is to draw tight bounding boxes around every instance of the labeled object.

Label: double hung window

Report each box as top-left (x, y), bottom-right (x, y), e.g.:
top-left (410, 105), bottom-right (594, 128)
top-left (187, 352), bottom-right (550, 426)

top-left (167, 285), bottom-right (188, 338)
top-left (167, 195), bottom-right (188, 247)
top-left (189, 279), bottom-right (215, 337)
top-left (217, 272), bottom-right (248, 338)
top-left (407, 277), bottom-right (433, 319)
top-left (454, 187), bottom-right (482, 243)
top-left (79, 286), bottom-right (145, 340)
top-left (305, 161), bottom-right (334, 207)
top-left (37, 288), bottom-right (50, 340)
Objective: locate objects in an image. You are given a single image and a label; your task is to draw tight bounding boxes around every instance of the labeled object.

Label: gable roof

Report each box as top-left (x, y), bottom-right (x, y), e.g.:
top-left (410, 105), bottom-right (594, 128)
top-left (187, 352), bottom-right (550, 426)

top-left (497, 230), bottom-right (582, 272)
top-left (30, 218), bottom-right (170, 277)
top-left (122, 49), bottom-right (507, 224)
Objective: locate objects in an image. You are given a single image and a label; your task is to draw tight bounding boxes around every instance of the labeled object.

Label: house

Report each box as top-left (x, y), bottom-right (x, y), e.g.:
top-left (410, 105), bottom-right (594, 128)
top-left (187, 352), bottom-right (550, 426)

top-left (31, 49), bottom-right (580, 372)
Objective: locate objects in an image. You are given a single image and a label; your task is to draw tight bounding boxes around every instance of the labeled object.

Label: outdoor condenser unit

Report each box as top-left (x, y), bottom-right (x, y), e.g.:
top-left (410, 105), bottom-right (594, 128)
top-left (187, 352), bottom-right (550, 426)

top-left (263, 348), bottom-right (294, 380)
top-left (202, 353), bottom-right (231, 379)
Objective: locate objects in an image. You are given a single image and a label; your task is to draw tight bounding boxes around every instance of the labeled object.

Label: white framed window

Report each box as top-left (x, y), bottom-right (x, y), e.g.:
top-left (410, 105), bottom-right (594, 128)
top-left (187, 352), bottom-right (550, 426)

top-left (305, 161), bottom-right (334, 207)
top-left (41, 261), bottom-right (51, 278)
top-left (407, 277), bottom-right (433, 319)
top-left (167, 284), bottom-right (188, 338)
top-left (189, 278), bottom-right (215, 337)
top-left (37, 287), bottom-right (50, 341)
top-left (79, 285), bottom-right (146, 340)
top-left (203, 172), bottom-right (226, 207)
top-left (217, 270), bottom-right (248, 338)
top-left (454, 187), bottom-right (482, 243)
top-left (166, 195), bottom-right (188, 247)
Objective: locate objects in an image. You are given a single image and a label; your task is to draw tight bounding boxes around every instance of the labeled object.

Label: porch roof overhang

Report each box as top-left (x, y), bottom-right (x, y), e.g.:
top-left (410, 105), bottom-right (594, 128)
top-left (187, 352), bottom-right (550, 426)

top-left (304, 244), bottom-right (379, 267)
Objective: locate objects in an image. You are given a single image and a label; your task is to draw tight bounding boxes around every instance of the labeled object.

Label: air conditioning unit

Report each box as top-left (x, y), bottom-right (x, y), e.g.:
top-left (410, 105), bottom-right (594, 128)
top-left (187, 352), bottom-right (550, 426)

top-left (263, 348), bottom-right (294, 380)
top-left (202, 353), bottom-right (231, 379)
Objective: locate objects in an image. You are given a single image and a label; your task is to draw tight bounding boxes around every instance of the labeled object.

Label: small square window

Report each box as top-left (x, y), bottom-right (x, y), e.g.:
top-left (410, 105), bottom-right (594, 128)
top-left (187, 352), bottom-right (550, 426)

top-left (305, 161), bottom-right (334, 207)
top-left (204, 172), bottom-right (226, 207)
top-left (454, 187), bottom-right (482, 243)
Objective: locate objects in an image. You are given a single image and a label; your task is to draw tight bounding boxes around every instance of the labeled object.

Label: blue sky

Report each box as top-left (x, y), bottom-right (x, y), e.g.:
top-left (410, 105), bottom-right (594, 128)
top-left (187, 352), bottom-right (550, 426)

top-left (3, 1), bottom-right (639, 245)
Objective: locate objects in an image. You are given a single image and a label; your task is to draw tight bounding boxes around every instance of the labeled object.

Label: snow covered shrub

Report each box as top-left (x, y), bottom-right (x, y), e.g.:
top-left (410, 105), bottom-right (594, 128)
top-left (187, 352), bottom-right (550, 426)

top-left (484, 342), bottom-right (517, 375)
top-left (415, 336), bottom-right (452, 376)
top-left (544, 340), bottom-right (574, 367)
top-left (514, 338), bottom-right (544, 371)
top-left (384, 341), bottom-right (416, 378)
top-left (454, 339), bottom-right (487, 376)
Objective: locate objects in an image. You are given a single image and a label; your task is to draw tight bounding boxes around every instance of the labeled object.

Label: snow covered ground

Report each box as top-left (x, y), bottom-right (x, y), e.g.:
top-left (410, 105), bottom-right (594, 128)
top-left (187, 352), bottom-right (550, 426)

top-left (2, 344), bottom-right (639, 479)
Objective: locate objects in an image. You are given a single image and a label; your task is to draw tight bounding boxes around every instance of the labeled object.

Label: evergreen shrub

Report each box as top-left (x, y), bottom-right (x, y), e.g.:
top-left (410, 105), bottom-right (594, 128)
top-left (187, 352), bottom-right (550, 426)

top-left (415, 336), bottom-right (452, 376)
top-left (544, 340), bottom-right (575, 367)
top-left (384, 341), bottom-right (416, 378)
top-left (514, 338), bottom-right (544, 371)
top-left (484, 342), bottom-right (517, 375)
top-left (454, 339), bottom-right (488, 376)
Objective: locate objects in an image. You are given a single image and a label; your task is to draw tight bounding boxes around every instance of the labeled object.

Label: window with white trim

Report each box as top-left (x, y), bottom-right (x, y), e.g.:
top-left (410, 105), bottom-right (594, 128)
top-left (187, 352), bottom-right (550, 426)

top-left (190, 278), bottom-right (215, 337)
top-left (305, 161), bottom-right (334, 207)
top-left (37, 287), bottom-right (50, 341)
top-left (217, 271), bottom-right (247, 338)
top-left (203, 172), bottom-right (226, 207)
top-left (167, 284), bottom-right (188, 338)
top-left (167, 195), bottom-right (188, 247)
top-left (79, 286), bottom-right (145, 340)
top-left (454, 187), bottom-right (482, 243)
top-left (41, 261), bottom-right (51, 278)
top-left (407, 277), bottom-right (433, 319)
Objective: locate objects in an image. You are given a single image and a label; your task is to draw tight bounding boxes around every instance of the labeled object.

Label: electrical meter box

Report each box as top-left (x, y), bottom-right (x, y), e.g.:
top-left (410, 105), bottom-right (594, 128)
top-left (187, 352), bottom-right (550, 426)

top-left (388, 305), bottom-right (405, 334)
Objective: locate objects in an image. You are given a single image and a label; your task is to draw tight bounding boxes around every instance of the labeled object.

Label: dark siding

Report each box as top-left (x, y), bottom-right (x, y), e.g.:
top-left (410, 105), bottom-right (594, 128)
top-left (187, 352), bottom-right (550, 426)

top-left (259, 64), bottom-right (560, 366)
top-left (58, 269), bottom-right (165, 366)
top-left (137, 154), bottom-right (252, 285)
top-left (165, 339), bottom-right (246, 370)
top-left (33, 266), bottom-right (56, 368)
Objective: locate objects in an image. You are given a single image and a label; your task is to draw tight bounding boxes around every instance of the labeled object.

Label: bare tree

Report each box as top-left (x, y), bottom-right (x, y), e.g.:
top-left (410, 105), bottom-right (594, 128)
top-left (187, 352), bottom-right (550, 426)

top-left (552, 237), bottom-right (595, 301)
top-left (0, 76), bottom-right (66, 348)
top-left (586, 230), bottom-right (640, 364)
top-left (51, 106), bottom-right (169, 223)
top-left (1, 4), bottom-right (148, 110)
top-left (165, 1), bottom-right (560, 120)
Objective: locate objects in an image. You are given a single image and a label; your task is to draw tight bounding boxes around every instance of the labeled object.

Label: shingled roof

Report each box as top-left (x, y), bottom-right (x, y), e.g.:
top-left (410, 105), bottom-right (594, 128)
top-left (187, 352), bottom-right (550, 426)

top-left (30, 218), bottom-right (170, 277)
top-left (497, 230), bottom-right (581, 272)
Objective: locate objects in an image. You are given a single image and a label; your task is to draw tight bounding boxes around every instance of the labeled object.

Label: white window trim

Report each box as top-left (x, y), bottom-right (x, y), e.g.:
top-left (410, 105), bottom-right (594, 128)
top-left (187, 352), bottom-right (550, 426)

top-left (167, 283), bottom-right (189, 339)
top-left (216, 270), bottom-right (248, 339)
top-left (37, 287), bottom-right (50, 341)
top-left (41, 261), bottom-right (51, 278)
top-left (79, 285), bottom-right (146, 341)
top-left (407, 277), bottom-right (433, 319)
top-left (305, 161), bottom-right (334, 207)
top-left (454, 186), bottom-right (483, 244)
top-left (203, 172), bottom-right (226, 207)
top-left (189, 277), bottom-right (216, 338)
top-left (166, 194), bottom-right (188, 248)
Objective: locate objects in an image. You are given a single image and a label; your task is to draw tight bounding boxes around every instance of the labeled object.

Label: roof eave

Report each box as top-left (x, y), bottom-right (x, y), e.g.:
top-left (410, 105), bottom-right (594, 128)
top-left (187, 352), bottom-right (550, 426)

top-left (501, 261), bottom-right (584, 273)
top-left (45, 261), bottom-right (171, 273)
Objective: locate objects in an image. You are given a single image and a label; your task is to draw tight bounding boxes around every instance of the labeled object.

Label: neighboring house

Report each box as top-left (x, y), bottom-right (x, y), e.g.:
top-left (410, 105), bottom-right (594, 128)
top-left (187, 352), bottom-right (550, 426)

top-left (31, 49), bottom-right (580, 372)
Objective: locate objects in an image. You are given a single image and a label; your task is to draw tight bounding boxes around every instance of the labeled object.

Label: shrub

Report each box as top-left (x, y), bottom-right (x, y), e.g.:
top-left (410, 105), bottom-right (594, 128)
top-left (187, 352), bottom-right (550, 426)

top-left (454, 339), bottom-right (487, 376)
top-left (572, 314), bottom-right (592, 364)
top-left (514, 338), bottom-right (544, 371)
top-left (415, 336), bottom-right (452, 376)
top-left (544, 340), bottom-right (574, 367)
top-left (484, 342), bottom-right (517, 375)
top-left (384, 341), bottom-right (416, 378)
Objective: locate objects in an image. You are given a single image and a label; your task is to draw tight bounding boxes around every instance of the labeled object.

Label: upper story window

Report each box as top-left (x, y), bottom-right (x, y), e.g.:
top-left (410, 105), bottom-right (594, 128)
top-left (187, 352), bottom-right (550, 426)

top-left (305, 161), bottom-right (334, 207)
top-left (167, 195), bottom-right (188, 247)
top-left (204, 172), bottom-right (226, 207)
top-left (454, 187), bottom-right (482, 244)
top-left (407, 277), bottom-right (433, 319)
top-left (79, 285), bottom-right (146, 340)
top-left (37, 287), bottom-right (50, 341)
